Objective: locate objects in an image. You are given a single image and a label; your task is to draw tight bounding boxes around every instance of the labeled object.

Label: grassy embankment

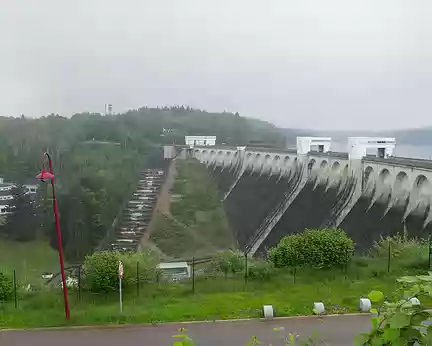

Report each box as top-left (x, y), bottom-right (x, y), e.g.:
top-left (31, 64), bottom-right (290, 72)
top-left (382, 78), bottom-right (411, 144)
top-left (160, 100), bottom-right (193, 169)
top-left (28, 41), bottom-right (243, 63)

top-left (150, 159), bottom-right (234, 258)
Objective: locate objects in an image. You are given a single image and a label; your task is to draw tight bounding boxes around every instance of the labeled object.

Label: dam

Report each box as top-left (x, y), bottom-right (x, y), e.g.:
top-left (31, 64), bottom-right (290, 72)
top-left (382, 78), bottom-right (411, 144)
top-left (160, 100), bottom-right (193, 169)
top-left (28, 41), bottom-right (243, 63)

top-left (165, 137), bottom-right (432, 255)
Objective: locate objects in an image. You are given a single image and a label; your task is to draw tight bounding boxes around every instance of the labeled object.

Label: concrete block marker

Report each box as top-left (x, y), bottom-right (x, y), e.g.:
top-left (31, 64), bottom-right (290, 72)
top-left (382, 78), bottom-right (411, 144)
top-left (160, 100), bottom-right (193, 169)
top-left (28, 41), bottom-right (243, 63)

top-left (359, 298), bottom-right (372, 312)
top-left (263, 305), bottom-right (274, 319)
top-left (313, 302), bottom-right (325, 315)
top-left (409, 298), bottom-right (421, 305)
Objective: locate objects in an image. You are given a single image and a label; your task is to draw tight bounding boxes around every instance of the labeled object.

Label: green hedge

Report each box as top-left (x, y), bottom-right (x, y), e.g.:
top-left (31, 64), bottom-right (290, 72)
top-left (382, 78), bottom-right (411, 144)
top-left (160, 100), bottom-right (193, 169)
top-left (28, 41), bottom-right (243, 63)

top-left (270, 229), bottom-right (355, 269)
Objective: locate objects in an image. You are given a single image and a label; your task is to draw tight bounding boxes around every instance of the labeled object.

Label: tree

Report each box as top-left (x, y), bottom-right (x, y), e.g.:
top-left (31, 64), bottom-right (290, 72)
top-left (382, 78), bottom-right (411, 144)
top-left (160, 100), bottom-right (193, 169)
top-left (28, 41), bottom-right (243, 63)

top-left (1, 183), bottom-right (39, 241)
top-left (0, 106), bottom-right (286, 261)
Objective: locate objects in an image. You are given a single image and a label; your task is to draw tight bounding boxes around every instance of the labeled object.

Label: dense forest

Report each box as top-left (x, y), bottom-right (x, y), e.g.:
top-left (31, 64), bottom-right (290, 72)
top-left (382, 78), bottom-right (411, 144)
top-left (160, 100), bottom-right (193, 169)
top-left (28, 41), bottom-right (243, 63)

top-left (0, 107), bottom-right (285, 261)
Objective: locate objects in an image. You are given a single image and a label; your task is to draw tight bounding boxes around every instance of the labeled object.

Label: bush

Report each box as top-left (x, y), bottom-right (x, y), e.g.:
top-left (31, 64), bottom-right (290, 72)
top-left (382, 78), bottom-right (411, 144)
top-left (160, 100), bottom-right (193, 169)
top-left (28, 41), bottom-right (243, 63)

top-left (83, 251), bottom-right (120, 293)
top-left (83, 250), bottom-right (160, 293)
top-left (371, 234), bottom-right (426, 258)
top-left (212, 250), bottom-right (244, 275)
top-left (248, 260), bottom-right (277, 280)
top-left (119, 250), bottom-right (160, 286)
top-left (0, 272), bottom-right (12, 301)
top-left (270, 229), bottom-right (355, 269)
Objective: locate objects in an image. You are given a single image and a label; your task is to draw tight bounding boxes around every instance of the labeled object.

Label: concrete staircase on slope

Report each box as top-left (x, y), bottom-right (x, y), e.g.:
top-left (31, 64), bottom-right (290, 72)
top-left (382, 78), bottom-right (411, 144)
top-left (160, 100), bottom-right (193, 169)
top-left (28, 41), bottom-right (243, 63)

top-left (109, 169), bottom-right (165, 252)
top-left (246, 164), bottom-right (308, 255)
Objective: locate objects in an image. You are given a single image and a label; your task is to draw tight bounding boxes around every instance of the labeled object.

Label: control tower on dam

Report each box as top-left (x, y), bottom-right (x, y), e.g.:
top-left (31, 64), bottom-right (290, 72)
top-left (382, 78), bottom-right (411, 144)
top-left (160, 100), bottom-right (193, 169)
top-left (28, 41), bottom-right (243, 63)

top-left (164, 136), bottom-right (432, 255)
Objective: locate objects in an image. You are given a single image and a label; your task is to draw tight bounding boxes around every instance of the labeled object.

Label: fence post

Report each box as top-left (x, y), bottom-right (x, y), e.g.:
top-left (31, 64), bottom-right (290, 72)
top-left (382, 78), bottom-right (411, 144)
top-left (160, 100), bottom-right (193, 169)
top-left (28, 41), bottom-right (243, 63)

top-left (192, 257), bottom-right (195, 294)
top-left (345, 249), bottom-right (349, 279)
top-left (244, 252), bottom-right (248, 288)
top-left (429, 236), bottom-right (431, 269)
top-left (136, 261), bottom-right (140, 297)
top-left (78, 266), bottom-right (81, 301)
top-left (387, 238), bottom-right (391, 273)
top-left (13, 269), bottom-right (17, 309)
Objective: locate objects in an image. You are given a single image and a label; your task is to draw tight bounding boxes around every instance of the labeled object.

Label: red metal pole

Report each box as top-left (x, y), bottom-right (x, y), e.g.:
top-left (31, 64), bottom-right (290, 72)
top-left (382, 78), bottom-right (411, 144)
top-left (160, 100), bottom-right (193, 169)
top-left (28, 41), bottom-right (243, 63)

top-left (45, 153), bottom-right (70, 321)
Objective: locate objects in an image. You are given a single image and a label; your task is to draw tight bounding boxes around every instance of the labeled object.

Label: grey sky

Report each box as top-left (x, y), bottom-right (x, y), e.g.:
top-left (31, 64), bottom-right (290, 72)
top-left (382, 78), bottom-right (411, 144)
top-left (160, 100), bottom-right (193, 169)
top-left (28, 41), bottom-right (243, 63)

top-left (1, 0), bottom-right (431, 130)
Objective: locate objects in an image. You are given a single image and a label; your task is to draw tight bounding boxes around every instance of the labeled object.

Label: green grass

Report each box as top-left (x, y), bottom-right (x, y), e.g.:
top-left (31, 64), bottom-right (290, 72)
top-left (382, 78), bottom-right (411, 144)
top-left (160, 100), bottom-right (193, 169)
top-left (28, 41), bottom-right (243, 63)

top-left (0, 254), bottom-right (426, 330)
top-left (0, 239), bottom-right (60, 286)
top-left (1, 229), bottom-right (429, 330)
top-left (151, 159), bottom-right (234, 257)
top-left (151, 213), bottom-right (217, 258)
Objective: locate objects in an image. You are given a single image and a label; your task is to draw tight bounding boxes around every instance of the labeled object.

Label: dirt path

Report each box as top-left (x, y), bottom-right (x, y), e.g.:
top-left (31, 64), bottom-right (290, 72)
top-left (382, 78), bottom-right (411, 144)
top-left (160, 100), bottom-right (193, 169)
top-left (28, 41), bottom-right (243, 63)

top-left (0, 314), bottom-right (372, 346)
top-left (157, 159), bottom-right (177, 215)
top-left (139, 160), bottom-right (177, 249)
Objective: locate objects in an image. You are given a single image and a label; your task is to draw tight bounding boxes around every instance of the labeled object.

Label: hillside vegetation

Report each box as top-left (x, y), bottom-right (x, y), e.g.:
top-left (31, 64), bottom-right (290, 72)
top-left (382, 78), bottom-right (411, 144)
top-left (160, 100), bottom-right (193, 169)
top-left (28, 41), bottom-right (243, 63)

top-left (0, 239), bottom-right (59, 285)
top-left (0, 107), bottom-right (282, 268)
top-left (151, 159), bottom-right (234, 258)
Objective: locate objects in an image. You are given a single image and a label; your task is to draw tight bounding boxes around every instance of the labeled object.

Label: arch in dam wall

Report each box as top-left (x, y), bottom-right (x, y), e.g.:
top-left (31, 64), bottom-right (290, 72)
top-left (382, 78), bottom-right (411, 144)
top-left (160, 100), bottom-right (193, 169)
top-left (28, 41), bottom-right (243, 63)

top-left (193, 147), bottom-right (352, 189)
top-left (192, 148), bottom-right (432, 223)
top-left (361, 161), bottom-right (432, 223)
top-left (187, 146), bottom-right (432, 253)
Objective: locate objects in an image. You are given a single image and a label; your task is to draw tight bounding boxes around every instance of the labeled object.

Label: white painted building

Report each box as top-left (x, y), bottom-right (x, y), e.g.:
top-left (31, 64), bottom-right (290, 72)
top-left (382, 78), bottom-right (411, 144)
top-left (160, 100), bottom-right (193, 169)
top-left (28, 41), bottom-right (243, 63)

top-left (185, 136), bottom-right (216, 147)
top-left (348, 137), bottom-right (396, 160)
top-left (296, 137), bottom-right (332, 155)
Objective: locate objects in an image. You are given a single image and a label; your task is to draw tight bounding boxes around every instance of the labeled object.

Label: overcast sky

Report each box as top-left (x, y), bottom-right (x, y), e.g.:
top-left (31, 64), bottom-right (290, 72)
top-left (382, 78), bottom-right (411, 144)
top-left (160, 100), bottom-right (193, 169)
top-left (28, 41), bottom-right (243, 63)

top-left (1, 0), bottom-right (431, 130)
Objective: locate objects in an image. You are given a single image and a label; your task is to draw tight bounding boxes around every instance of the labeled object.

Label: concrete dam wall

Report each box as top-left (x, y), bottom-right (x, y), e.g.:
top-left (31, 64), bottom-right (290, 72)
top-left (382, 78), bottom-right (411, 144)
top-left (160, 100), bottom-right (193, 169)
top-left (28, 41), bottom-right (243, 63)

top-left (257, 181), bottom-right (353, 253)
top-left (213, 165), bottom-right (430, 254)
top-left (340, 197), bottom-right (432, 253)
top-left (175, 144), bottom-right (432, 255)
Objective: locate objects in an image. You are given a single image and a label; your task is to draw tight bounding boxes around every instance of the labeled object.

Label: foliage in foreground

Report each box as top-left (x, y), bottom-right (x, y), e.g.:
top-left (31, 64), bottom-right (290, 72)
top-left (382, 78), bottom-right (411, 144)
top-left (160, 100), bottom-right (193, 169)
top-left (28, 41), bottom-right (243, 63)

top-left (270, 229), bottom-right (355, 269)
top-left (356, 273), bottom-right (432, 346)
top-left (173, 273), bottom-right (432, 345)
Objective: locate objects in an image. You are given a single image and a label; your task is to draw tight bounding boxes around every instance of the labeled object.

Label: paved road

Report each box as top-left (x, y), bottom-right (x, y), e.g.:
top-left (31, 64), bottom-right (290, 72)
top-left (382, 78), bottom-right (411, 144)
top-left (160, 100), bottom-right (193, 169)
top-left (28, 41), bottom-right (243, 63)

top-left (0, 315), bottom-right (371, 346)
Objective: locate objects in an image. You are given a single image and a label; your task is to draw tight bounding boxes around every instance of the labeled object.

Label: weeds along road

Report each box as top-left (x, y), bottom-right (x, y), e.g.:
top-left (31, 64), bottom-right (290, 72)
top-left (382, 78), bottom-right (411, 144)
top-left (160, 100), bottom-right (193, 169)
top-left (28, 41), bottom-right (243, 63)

top-left (0, 314), bottom-right (371, 346)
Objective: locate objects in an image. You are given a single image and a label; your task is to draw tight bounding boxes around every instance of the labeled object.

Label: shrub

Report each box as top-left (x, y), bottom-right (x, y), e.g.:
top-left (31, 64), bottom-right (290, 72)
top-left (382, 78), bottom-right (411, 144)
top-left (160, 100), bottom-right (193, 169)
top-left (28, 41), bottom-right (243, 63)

top-left (371, 234), bottom-right (427, 258)
top-left (248, 260), bottom-right (277, 280)
top-left (83, 251), bottom-right (120, 293)
top-left (0, 272), bottom-right (12, 301)
top-left (270, 229), bottom-right (355, 269)
top-left (83, 250), bottom-right (161, 293)
top-left (119, 250), bottom-right (160, 286)
top-left (212, 250), bottom-right (244, 275)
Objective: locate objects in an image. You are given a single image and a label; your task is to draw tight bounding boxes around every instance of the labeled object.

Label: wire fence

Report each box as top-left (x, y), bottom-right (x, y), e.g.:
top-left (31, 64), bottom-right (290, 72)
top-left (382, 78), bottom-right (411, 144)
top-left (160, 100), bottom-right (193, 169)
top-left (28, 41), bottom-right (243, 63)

top-left (1, 240), bottom-right (431, 311)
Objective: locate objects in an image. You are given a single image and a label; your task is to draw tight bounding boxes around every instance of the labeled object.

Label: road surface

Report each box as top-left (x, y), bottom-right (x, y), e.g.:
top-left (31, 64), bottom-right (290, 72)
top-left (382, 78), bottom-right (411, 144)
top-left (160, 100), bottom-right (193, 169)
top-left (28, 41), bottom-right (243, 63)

top-left (0, 314), bottom-right (371, 346)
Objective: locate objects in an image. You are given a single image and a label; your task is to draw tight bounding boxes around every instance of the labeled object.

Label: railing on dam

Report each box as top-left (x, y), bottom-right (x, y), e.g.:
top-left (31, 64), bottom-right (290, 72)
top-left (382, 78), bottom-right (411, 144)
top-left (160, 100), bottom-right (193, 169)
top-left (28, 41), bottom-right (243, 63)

top-left (307, 151), bottom-right (349, 159)
top-left (363, 156), bottom-right (432, 170)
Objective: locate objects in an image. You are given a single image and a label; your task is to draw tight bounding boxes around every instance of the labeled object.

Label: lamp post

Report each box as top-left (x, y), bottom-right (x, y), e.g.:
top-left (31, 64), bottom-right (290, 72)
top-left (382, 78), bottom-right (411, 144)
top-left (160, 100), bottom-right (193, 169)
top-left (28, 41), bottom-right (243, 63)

top-left (36, 152), bottom-right (70, 321)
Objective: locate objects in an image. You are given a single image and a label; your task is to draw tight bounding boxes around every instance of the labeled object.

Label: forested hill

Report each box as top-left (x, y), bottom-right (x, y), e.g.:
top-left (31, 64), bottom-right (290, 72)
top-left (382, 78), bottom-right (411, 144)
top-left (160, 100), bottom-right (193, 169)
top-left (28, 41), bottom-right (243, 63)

top-left (0, 107), bottom-right (284, 261)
